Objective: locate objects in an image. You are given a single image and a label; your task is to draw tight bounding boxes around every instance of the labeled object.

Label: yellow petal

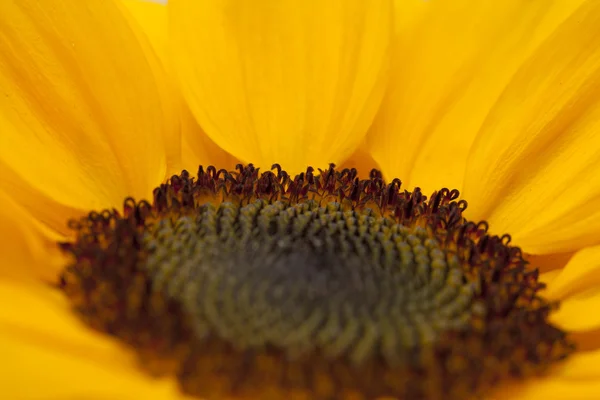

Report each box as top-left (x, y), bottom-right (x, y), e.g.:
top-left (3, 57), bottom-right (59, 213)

top-left (552, 287), bottom-right (600, 332)
top-left (117, 0), bottom-right (182, 176)
top-left (571, 329), bottom-right (600, 353)
top-left (120, 0), bottom-right (242, 172)
top-left (462, 0), bottom-right (600, 254)
top-left (169, 0), bottom-right (392, 174)
top-left (339, 145), bottom-right (381, 178)
top-left (526, 251), bottom-right (575, 274)
top-left (120, 0), bottom-right (168, 63)
top-left (545, 245), bottom-right (600, 300)
top-left (491, 349), bottom-right (600, 399)
top-left (366, 0), bottom-right (584, 194)
top-left (0, 0), bottom-right (175, 234)
top-left (539, 269), bottom-right (562, 289)
top-left (0, 281), bottom-right (187, 399)
top-left (551, 349), bottom-right (600, 381)
top-left (498, 380), bottom-right (600, 400)
top-left (180, 102), bottom-right (239, 172)
top-left (0, 190), bottom-right (65, 283)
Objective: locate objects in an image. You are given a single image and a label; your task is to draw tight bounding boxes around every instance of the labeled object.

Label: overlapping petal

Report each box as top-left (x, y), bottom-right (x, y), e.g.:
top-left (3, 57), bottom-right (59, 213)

top-left (0, 0), bottom-right (176, 235)
top-left (121, 0), bottom-right (237, 172)
top-left (120, 0), bottom-right (169, 63)
top-left (548, 246), bottom-right (600, 332)
top-left (545, 245), bottom-right (600, 300)
top-left (493, 349), bottom-right (600, 399)
top-left (366, 0), bottom-right (584, 194)
top-left (0, 281), bottom-right (185, 399)
top-left (0, 190), bottom-right (64, 283)
top-left (462, 0), bottom-right (600, 254)
top-left (169, 0), bottom-right (392, 173)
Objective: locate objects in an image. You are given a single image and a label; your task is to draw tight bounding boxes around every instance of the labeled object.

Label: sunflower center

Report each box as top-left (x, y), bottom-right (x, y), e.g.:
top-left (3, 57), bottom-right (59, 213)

top-left (60, 164), bottom-right (573, 400)
top-left (147, 199), bottom-right (475, 360)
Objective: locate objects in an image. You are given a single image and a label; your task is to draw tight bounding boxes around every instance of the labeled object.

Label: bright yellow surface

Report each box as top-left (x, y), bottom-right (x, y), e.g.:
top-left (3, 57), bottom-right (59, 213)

top-left (0, 0), bottom-right (175, 234)
top-left (170, 0), bottom-right (393, 174)
top-left (121, 0), bottom-right (237, 172)
top-left (367, 0), bottom-right (586, 195)
top-left (0, 282), bottom-right (188, 399)
top-left (462, 0), bottom-right (600, 254)
top-left (1, 0), bottom-right (600, 398)
top-left (546, 245), bottom-right (600, 300)
top-left (0, 190), bottom-right (64, 283)
top-left (121, 0), bottom-right (168, 63)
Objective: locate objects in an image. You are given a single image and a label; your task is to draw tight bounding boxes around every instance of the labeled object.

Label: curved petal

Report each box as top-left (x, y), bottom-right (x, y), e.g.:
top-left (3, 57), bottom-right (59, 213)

top-left (366, 0), bottom-right (584, 194)
top-left (0, 190), bottom-right (65, 283)
top-left (552, 287), bottom-right (600, 332)
top-left (499, 380), bottom-right (600, 400)
top-left (539, 269), bottom-right (562, 288)
top-left (462, 0), bottom-right (600, 254)
top-left (117, 0), bottom-right (186, 176)
top-left (527, 251), bottom-right (575, 274)
top-left (120, 0), bottom-right (168, 63)
top-left (339, 145), bottom-right (381, 178)
top-left (121, 0), bottom-right (240, 173)
top-left (0, 281), bottom-right (186, 399)
top-left (169, 0), bottom-right (392, 174)
top-left (550, 349), bottom-right (600, 381)
top-left (545, 245), bottom-right (600, 300)
top-left (492, 350), bottom-right (600, 399)
top-left (0, 0), bottom-right (175, 234)
top-left (180, 102), bottom-right (239, 173)
top-left (571, 329), bottom-right (600, 353)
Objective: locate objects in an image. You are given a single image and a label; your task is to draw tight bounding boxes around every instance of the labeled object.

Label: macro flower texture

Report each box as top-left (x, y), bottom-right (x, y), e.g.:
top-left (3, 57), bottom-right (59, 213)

top-left (3, 0), bottom-right (600, 398)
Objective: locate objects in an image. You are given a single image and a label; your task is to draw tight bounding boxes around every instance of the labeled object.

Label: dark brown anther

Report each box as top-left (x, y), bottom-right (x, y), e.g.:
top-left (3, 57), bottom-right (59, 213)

top-left (271, 163), bottom-right (282, 175)
top-left (306, 166), bottom-right (315, 185)
top-left (369, 168), bottom-right (382, 180)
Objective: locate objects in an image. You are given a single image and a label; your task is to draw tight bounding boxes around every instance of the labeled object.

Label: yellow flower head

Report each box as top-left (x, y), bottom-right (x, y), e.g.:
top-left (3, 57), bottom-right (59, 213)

top-left (2, 0), bottom-right (600, 399)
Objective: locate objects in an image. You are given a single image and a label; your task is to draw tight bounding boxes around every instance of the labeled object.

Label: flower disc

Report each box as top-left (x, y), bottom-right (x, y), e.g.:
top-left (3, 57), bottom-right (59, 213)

top-left (60, 164), bottom-right (573, 400)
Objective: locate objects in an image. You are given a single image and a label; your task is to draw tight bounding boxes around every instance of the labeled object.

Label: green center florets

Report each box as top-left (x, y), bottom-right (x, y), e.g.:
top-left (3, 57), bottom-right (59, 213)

top-left (59, 164), bottom-right (573, 400)
top-left (146, 199), bottom-right (477, 363)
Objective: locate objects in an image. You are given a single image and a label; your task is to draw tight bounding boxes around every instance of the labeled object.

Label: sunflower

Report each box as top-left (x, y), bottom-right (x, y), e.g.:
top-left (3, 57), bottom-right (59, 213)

top-left (2, 0), bottom-right (600, 398)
